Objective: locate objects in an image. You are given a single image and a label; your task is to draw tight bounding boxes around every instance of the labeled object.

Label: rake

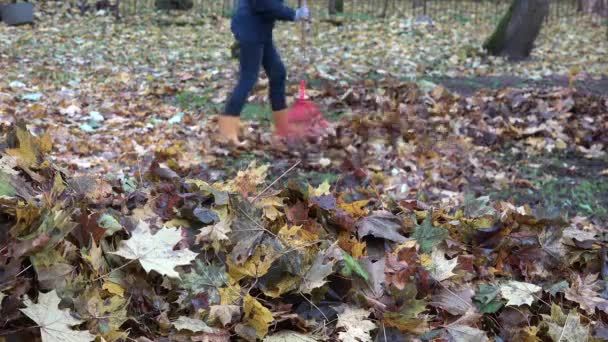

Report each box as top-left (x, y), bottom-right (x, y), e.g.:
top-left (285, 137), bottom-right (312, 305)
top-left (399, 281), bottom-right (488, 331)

top-left (282, 0), bottom-right (329, 140)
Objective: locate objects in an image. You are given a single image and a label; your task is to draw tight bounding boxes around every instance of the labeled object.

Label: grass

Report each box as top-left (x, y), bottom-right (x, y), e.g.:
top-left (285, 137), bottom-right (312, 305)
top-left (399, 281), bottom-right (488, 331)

top-left (488, 148), bottom-right (608, 220)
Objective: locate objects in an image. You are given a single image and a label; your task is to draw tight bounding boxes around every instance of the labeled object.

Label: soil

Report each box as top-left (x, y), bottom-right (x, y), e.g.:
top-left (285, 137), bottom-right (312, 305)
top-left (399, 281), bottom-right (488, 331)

top-left (430, 75), bottom-right (608, 96)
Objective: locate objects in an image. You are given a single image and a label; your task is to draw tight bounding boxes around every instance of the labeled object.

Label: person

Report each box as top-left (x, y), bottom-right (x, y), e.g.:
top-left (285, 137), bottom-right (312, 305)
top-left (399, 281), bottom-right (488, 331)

top-left (218, 0), bottom-right (310, 145)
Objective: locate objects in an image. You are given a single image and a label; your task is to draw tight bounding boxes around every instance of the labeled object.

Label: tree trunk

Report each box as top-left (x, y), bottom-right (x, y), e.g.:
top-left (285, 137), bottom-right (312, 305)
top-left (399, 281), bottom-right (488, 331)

top-left (328, 0), bottom-right (336, 15)
top-left (328, 0), bottom-right (343, 15)
top-left (483, 0), bottom-right (549, 61)
top-left (381, 0), bottom-right (390, 17)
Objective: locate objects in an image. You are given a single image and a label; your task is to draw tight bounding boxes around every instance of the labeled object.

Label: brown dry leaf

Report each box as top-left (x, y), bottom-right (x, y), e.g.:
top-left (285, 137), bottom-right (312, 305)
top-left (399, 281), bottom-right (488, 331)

top-left (337, 231), bottom-right (366, 259)
top-left (445, 324), bottom-right (489, 342)
top-left (565, 274), bottom-right (608, 314)
top-left (356, 211), bottom-right (407, 243)
top-left (430, 286), bottom-right (474, 315)
top-left (336, 306), bottom-right (376, 342)
top-left (209, 305), bottom-right (241, 326)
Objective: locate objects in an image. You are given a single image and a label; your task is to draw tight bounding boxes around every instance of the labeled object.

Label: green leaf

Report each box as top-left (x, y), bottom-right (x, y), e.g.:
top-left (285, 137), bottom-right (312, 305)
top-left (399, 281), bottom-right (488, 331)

top-left (411, 214), bottom-right (448, 253)
top-left (390, 283), bottom-right (426, 318)
top-left (97, 214), bottom-right (122, 237)
top-left (181, 260), bottom-right (229, 305)
top-left (463, 194), bottom-right (495, 218)
top-left (0, 172), bottom-right (16, 197)
top-left (541, 304), bottom-right (589, 342)
top-left (474, 284), bottom-right (503, 314)
top-left (546, 280), bottom-right (569, 296)
top-left (340, 250), bottom-right (369, 281)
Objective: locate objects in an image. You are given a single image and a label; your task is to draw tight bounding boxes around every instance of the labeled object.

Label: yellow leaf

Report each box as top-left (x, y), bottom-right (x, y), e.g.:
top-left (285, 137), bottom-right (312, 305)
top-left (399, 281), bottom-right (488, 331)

top-left (219, 278), bottom-right (241, 305)
top-left (164, 218), bottom-right (191, 228)
top-left (261, 275), bottom-right (301, 298)
top-left (555, 139), bottom-right (567, 150)
top-left (338, 199), bottom-right (370, 217)
top-left (260, 196), bottom-right (284, 221)
top-left (309, 180), bottom-right (331, 197)
top-left (244, 294), bottom-right (274, 339)
top-left (6, 126), bottom-right (45, 168)
top-left (337, 231), bottom-right (367, 259)
top-left (227, 162), bottom-right (269, 196)
top-left (419, 253), bottom-right (432, 268)
top-left (51, 172), bottom-right (66, 197)
top-left (227, 243), bottom-right (280, 281)
top-left (103, 281), bottom-right (125, 298)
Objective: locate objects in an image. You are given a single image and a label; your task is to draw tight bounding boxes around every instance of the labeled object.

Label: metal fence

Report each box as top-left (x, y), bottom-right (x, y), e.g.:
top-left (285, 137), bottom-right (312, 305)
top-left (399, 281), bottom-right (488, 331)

top-left (109, 0), bottom-right (605, 24)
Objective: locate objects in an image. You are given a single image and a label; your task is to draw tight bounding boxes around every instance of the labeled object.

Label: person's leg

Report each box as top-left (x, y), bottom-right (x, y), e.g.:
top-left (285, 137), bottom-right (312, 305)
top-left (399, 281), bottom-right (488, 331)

top-left (220, 41), bottom-right (264, 143)
top-left (262, 41), bottom-right (289, 136)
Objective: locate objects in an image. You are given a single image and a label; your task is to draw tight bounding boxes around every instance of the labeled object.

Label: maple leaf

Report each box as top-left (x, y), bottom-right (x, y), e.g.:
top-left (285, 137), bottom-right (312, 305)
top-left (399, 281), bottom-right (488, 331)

top-left (76, 288), bottom-right (128, 340)
top-left (356, 211), bottom-right (408, 243)
top-left (389, 283), bottom-right (427, 319)
top-left (564, 273), bottom-right (608, 315)
top-left (110, 220), bottom-right (198, 279)
top-left (20, 290), bottom-right (96, 342)
top-left (500, 281), bottom-right (542, 307)
top-left (340, 249), bottom-right (370, 281)
top-left (338, 199), bottom-right (370, 218)
top-left (185, 179), bottom-right (229, 206)
top-left (308, 180), bottom-right (331, 197)
top-left (422, 248), bottom-right (458, 282)
top-left (225, 162), bottom-right (269, 197)
top-left (263, 330), bottom-right (319, 341)
top-left (102, 281), bottom-right (125, 297)
top-left (299, 250), bottom-right (336, 294)
top-left (6, 123), bottom-right (52, 169)
top-left (430, 285), bottom-right (474, 315)
top-left (228, 195), bottom-right (265, 266)
top-left (411, 214), bottom-right (448, 253)
top-left (210, 305), bottom-right (241, 326)
top-left (463, 194), bottom-right (495, 218)
top-left (173, 316), bottom-right (219, 333)
top-left (541, 304), bottom-right (589, 342)
top-left (244, 294), bottom-right (274, 339)
top-left (359, 256), bottom-right (386, 299)
top-left (228, 239), bottom-right (282, 281)
top-left (196, 206), bottom-right (232, 251)
top-left (445, 324), bottom-right (489, 342)
top-left (473, 284), bottom-right (503, 314)
top-left (336, 306), bottom-right (377, 342)
top-left (181, 260), bottom-right (228, 305)
top-left (259, 196), bottom-right (284, 221)
top-left (97, 213), bottom-right (123, 237)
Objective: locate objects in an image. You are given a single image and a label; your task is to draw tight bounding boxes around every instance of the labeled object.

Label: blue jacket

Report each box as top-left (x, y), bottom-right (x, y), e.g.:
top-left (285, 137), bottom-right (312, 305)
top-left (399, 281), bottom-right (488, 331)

top-left (231, 0), bottom-right (296, 43)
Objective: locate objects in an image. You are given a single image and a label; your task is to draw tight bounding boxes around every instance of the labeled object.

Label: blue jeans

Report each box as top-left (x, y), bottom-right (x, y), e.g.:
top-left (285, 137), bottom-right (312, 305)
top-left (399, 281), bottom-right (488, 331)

top-left (224, 41), bottom-right (287, 116)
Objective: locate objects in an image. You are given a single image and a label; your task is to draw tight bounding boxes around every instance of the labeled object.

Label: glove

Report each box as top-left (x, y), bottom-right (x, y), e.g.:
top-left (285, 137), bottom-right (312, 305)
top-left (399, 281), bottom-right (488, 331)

top-left (294, 7), bottom-right (309, 21)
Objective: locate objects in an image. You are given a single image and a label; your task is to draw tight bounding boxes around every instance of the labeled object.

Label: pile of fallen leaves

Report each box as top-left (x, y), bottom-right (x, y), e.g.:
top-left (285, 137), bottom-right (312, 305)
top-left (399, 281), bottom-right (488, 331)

top-left (1, 121), bottom-right (608, 341)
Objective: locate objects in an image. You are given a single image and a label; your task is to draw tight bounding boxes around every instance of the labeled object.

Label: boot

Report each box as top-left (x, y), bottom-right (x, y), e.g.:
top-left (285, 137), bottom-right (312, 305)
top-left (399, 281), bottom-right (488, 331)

top-left (272, 109), bottom-right (290, 137)
top-left (217, 115), bottom-right (242, 145)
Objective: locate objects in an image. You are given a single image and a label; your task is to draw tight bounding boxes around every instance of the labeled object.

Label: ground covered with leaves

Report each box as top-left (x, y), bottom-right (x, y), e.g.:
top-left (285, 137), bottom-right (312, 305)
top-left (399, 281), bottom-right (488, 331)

top-left (1, 9), bottom-right (608, 342)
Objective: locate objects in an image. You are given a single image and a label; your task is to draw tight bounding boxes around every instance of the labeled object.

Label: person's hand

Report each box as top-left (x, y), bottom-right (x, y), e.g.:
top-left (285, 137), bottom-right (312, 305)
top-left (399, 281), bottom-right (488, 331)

top-left (295, 6), bottom-right (309, 21)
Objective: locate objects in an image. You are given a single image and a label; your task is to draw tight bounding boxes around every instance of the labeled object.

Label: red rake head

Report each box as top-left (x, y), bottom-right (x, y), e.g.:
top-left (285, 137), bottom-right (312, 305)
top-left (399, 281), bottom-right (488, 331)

top-left (283, 81), bottom-right (329, 139)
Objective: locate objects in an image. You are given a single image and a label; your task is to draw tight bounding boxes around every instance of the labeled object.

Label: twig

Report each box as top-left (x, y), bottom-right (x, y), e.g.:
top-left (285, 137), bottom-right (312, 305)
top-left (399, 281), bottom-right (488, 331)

top-left (299, 291), bottom-right (330, 323)
top-left (92, 258), bottom-right (138, 282)
top-left (558, 312), bottom-right (571, 342)
top-left (13, 264), bottom-right (33, 279)
top-left (252, 159), bottom-right (301, 203)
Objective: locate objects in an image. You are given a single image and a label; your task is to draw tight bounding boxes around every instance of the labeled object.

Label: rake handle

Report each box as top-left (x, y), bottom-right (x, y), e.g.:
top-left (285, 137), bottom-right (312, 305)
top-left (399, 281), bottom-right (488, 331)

top-left (298, 0), bottom-right (309, 100)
